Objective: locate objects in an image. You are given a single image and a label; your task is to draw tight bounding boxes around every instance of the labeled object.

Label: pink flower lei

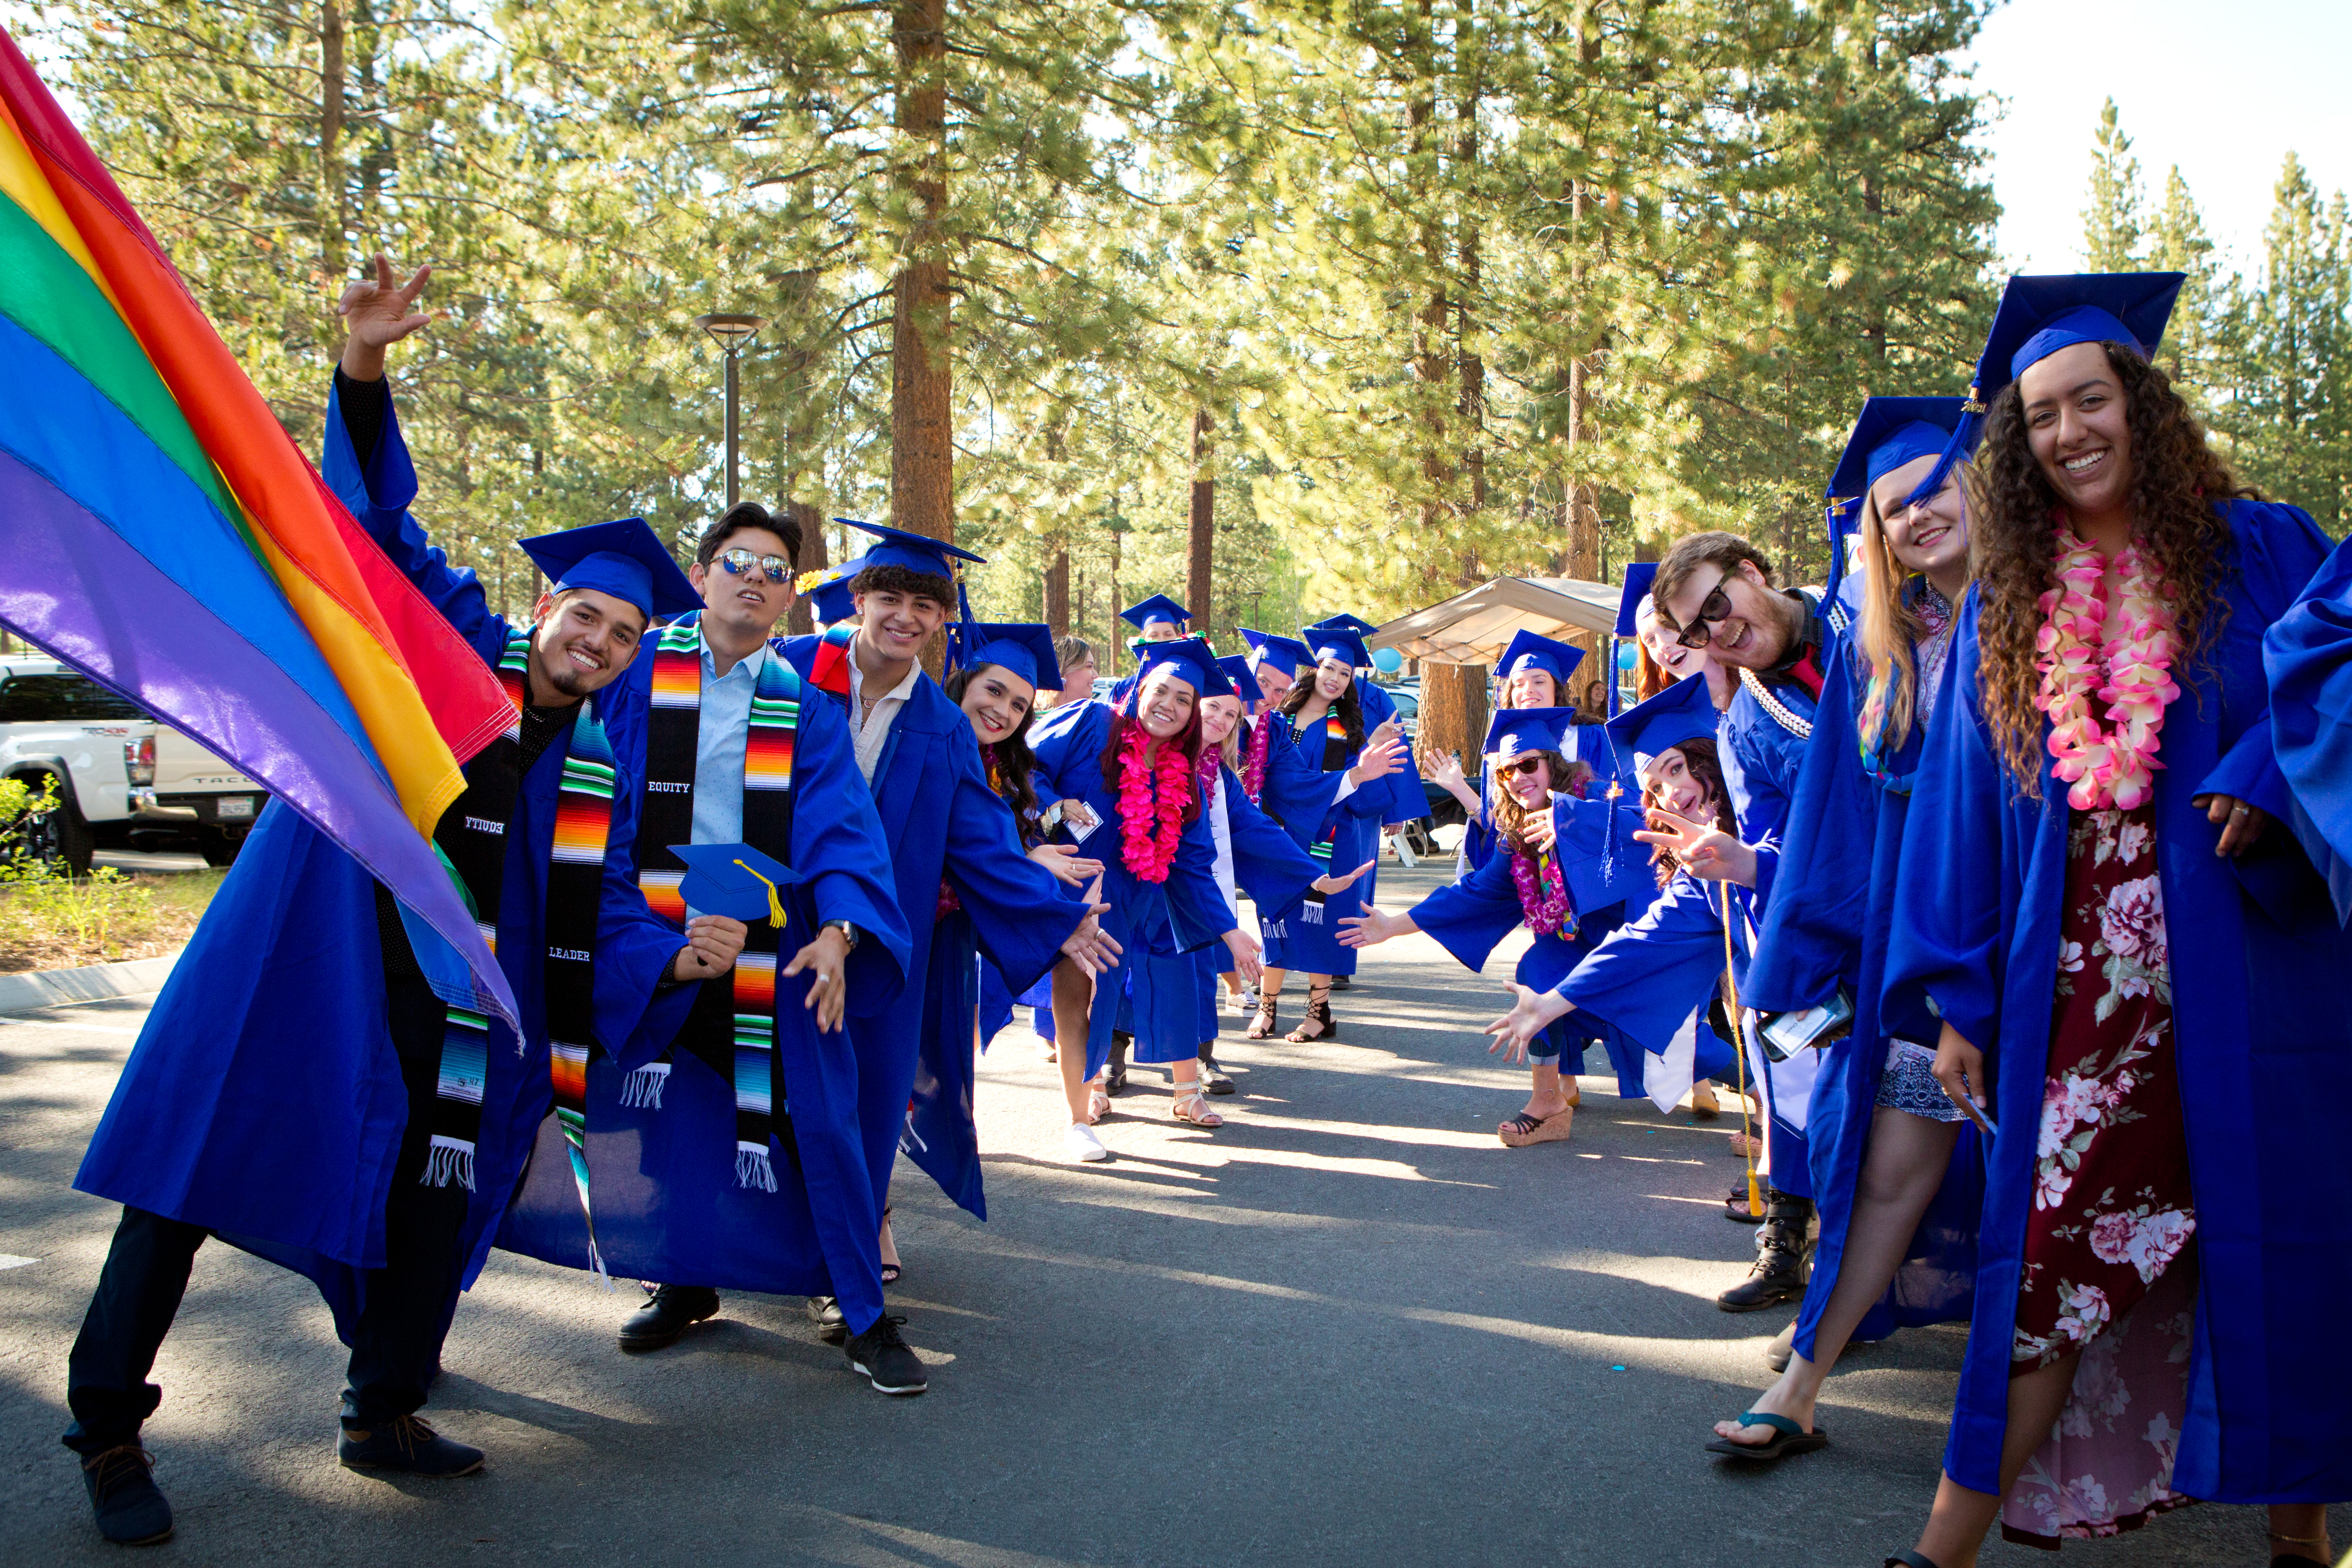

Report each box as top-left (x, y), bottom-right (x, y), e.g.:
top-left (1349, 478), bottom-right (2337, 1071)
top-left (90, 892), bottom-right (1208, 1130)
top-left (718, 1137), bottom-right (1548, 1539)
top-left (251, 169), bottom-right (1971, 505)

top-left (2032, 525), bottom-right (2181, 811)
top-left (1241, 713), bottom-right (1271, 803)
top-left (1510, 849), bottom-right (1574, 936)
top-left (1117, 720), bottom-right (1193, 882)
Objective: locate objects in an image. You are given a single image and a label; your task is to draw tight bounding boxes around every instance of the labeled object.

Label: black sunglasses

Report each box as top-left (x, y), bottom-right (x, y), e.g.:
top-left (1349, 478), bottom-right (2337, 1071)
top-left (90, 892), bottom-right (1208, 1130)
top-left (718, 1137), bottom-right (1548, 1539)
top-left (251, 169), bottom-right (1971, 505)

top-left (1506, 757), bottom-right (1547, 776)
top-left (1671, 567), bottom-right (1738, 650)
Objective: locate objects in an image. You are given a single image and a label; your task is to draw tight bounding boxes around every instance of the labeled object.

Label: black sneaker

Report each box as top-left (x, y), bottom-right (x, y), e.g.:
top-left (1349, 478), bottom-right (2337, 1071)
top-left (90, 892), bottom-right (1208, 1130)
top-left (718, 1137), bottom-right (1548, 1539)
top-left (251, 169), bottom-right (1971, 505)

top-left (843, 1313), bottom-right (928, 1396)
top-left (1197, 1051), bottom-right (1235, 1094)
top-left (78, 1443), bottom-right (172, 1545)
top-left (337, 1414), bottom-right (484, 1476)
top-left (805, 1294), bottom-right (848, 1344)
top-left (618, 1283), bottom-right (720, 1351)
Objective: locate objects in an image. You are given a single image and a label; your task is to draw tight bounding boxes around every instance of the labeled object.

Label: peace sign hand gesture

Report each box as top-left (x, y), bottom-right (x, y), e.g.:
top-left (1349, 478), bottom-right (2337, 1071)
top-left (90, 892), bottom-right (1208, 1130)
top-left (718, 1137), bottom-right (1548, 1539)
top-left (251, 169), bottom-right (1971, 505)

top-left (337, 253), bottom-right (434, 380)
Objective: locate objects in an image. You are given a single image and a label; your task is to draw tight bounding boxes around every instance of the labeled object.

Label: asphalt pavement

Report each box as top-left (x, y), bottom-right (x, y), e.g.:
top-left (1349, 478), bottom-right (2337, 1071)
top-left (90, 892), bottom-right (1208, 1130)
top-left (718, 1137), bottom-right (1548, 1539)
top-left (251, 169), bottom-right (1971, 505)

top-left (1, 861), bottom-right (2340, 1565)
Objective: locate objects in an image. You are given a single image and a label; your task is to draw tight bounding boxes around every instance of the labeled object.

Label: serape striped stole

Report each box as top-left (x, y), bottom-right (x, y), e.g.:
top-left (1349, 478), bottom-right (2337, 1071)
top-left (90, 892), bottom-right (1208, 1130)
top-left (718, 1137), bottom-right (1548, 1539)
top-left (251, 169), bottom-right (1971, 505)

top-left (421, 627), bottom-right (617, 1275)
top-left (628, 615), bottom-right (802, 1192)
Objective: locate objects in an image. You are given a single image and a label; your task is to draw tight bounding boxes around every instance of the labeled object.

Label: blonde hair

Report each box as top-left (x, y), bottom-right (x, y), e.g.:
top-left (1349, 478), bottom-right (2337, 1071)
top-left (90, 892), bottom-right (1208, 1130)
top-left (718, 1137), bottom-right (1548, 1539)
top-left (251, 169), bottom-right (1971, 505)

top-left (1853, 456), bottom-right (1974, 759)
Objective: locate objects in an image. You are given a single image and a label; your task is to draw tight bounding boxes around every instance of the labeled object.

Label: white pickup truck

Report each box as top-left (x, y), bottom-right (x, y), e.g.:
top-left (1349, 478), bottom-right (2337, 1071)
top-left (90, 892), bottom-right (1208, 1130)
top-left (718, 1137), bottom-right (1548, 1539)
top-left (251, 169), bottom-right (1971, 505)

top-left (0, 653), bottom-right (268, 873)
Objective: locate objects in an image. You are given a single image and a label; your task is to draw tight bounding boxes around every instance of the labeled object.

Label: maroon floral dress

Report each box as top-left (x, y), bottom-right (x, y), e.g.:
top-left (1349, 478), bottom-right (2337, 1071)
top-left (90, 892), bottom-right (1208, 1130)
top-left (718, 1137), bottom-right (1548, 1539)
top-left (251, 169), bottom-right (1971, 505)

top-left (2002, 803), bottom-right (2197, 1545)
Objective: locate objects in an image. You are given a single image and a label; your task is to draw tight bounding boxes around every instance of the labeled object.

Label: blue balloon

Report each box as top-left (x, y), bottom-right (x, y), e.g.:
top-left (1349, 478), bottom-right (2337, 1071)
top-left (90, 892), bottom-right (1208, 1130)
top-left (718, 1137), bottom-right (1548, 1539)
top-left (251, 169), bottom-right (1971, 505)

top-left (1616, 641), bottom-right (1637, 671)
top-left (1371, 646), bottom-right (1405, 674)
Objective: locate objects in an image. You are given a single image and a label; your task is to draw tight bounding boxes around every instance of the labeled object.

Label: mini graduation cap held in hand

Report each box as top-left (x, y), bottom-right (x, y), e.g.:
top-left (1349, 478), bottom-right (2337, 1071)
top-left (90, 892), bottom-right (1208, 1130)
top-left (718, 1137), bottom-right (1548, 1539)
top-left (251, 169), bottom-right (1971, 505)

top-left (669, 842), bottom-right (803, 929)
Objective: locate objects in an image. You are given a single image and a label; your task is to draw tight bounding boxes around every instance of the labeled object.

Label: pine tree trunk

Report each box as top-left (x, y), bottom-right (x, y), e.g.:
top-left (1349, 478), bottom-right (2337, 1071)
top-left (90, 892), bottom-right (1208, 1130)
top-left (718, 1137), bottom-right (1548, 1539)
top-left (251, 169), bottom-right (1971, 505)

top-left (318, 0), bottom-right (345, 279)
top-left (1187, 409), bottom-right (1214, 637)
top-left (785, 504), bottom-right (828, 635)
top-left (1419, 663), bottom-right (1487, 789)
top-left (893, 0), bottom-right (952, 672)
top-left (1044, 548), bottom-right (1069, 635)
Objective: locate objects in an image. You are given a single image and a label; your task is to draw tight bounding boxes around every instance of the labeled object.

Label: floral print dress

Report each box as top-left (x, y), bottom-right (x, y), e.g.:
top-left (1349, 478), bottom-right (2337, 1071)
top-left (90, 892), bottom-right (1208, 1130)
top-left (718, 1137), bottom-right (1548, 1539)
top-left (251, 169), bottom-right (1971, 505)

top-left (2001, 803), bottom-right (2197, 1546)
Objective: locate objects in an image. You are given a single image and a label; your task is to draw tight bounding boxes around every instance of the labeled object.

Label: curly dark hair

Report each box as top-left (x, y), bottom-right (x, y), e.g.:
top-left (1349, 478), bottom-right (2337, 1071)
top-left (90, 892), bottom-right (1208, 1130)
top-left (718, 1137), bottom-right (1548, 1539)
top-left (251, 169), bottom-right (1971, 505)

top-left (1973, 345), bottom-right (2253, 795)
top-left (942, 666), bottom-right (1043, 844)
top-left (1274, 669), bottom-right (1367, 753)
top-left (848, 561), bottom-right (957, 607)
top-left (1641, 736), bottom-right (1735, 888)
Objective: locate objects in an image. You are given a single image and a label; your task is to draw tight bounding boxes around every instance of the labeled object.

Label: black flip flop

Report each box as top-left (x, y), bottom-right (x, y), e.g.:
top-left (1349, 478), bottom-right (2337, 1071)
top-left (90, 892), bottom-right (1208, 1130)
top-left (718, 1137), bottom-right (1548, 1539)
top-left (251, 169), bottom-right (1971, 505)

top-left (1705, 1411), bottom-right (1828, 1462)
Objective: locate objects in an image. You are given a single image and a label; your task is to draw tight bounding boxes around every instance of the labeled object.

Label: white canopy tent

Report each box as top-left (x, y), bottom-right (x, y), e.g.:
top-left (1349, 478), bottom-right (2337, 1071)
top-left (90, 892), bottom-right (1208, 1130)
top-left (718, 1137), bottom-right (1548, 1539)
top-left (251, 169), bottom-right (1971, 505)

top-left (1365, 576), bottom-right (1622, 666)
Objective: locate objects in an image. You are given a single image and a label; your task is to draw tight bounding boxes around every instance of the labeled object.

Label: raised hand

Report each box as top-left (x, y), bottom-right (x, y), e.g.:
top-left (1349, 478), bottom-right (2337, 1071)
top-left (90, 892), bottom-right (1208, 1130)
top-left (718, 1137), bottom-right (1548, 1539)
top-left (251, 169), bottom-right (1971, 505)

top-left (1029, 842), bottom-right (1105, 886)
top-left (1350, 729), bottom-right (1407, 786)
top-left (1521, 809), bottom-right (1557, 853)
top-left (1424, 748), bottom-right (1466, 793)
top-left (1633, 808), bottom-right (1756, 886)
top-left (336, 253), bottom-right (433, 380)
top-left (1311, 857), bottom-right (1377, 897)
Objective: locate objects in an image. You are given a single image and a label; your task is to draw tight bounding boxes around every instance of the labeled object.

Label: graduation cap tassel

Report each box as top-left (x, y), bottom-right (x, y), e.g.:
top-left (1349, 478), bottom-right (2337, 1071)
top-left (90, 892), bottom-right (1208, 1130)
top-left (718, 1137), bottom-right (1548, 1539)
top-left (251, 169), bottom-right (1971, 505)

top-left (734, 859), bottom-right (788, 930)
top-left (1896, 401), bottom-right (1981, 520)
top-left (1716, 885), bottom-right (1764, 1219)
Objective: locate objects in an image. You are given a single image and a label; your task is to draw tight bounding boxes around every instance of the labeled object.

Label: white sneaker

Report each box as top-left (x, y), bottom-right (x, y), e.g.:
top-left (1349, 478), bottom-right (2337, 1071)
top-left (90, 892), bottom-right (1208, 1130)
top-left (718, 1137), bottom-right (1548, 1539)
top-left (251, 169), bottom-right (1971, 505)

top-left (1064, 1123), bottom-right (1108, 1163)
top-left (1239, 985), bottom-right (1259, 1015)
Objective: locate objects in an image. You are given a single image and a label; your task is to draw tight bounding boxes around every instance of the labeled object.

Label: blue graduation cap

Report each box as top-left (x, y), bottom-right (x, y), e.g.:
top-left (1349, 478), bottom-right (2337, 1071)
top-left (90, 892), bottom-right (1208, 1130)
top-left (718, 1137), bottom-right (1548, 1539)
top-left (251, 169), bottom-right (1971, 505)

top-left (1304, 611), bottom-right (1381, 641)
top-left (669, 841), bottom-right (804, 927)
top-left (805, 555), bottom-right (866, 625)
top-left (1552, 792), bottom-right (1660, 917)
top-left (1130, 635), bottom-right (1233, 700)
top-left (1240, 627), bottom-right (1310, 677)
top-left (1485, 705), bottom-right (1578, 761)
top-left (959, 622), bottom-right (1061, 692)
top-left (1824, 397), bottom-right (1972, 600)
top-left (1606, 672), bottom-right (1720, 778)
top-left (1301, 626), bottom-right (1374, 673)
top-left (1900, 271), bottom-right (2184, 514)
top-left (521, 518), bottom-right (701, 620)
top-left (1215, 655), bottom-right (1263, 705)
top-left (1613, 563), bottom-right (1659, 638)
top-left (840, 518), bottom-right (987, 580)
top-left (1497, 629), bottom-right (1585, 687)
top-left (1120, 594), bottom-right (1190, 632)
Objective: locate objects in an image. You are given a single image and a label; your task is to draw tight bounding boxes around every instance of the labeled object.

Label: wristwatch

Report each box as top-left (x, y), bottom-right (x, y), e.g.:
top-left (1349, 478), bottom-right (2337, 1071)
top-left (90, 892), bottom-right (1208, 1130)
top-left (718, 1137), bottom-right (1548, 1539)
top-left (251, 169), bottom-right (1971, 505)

top-left (820, 919), bottom-right (861, 951)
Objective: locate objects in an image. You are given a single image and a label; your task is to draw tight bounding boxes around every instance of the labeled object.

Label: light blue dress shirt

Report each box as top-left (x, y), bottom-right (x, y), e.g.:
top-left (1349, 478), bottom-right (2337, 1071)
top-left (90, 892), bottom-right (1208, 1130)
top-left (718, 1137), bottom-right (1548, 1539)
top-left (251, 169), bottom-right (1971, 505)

top-left (681, 630), bottom-right (765, 919)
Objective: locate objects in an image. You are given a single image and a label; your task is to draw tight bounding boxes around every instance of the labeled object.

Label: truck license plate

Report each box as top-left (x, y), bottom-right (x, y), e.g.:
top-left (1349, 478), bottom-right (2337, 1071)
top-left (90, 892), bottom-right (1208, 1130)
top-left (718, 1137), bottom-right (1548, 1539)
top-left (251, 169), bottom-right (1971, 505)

top-left (218, 796), bottom-right (256, 819)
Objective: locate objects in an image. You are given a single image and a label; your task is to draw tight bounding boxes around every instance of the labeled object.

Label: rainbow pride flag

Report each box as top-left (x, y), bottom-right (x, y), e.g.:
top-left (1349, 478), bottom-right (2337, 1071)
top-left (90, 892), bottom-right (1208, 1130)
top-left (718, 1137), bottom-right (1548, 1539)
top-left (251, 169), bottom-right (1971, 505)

top-left (0, 31), bottom-right (520, 1023)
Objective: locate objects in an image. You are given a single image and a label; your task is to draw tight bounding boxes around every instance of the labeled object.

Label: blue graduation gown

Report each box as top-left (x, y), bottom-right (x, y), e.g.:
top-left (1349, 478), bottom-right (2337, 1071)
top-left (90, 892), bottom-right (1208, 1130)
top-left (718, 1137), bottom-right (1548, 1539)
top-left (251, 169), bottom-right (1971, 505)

top-left (72, 382), bottom-right (687, 1336)
top-left (1408, 806), bottom-right (1631, 1072)
top-left (775, 638), bottom-right (1083, 1229)
top-left (495, 622), bottom-right (914, 1330)
top-left (1553, 871), bottom-right (1740, 1106)
top-left (1886, 501), bottom-right (2352, 1503)
top-left (1354, 678), bottom-right (1429, 826)
top-left (1256, 711), bottom-right (1386, 975)
top-left (1717, 595), bottom-right (1846, 1199)
top-left (1030, 703), bottom-right (1312, 1075)
top-left (1746, 629), bottom-right (1981, 1361)
top-left (1125, 765), bottom-right (1327, 1062)
top-left (2264, 531), bottom-right (2352, 921)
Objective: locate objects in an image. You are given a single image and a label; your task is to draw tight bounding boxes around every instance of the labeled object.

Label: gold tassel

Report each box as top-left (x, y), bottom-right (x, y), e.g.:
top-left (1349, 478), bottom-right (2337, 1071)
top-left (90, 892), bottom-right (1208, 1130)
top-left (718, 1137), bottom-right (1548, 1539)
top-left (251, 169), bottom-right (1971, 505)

top-left (1718, 885), bottom-right (1764, 1218)
top-left (734, 859), bottom-right (788, 930)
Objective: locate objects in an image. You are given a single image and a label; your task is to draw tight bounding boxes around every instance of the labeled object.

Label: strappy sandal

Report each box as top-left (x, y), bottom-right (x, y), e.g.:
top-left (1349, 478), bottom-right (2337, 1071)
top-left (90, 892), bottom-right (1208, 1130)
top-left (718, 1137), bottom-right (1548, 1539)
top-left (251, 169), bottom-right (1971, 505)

top-left (1704, 1410), bottom-right (1827, 1462)
top-left (1172, 1089), bottom-right (1224, 1128)
top-left (1498, 1107), bottom-right (1574, 1147)
top-left (1246, 995), bottom-right (1281, 1039)
top-left (879, 1206), bottom-right (901, 1285)
top-left (1883, 1554), bottom-right (1941, 1568)
top-left (1284, 986), bottom-right (1336, 1042)
top-left (1086, 1088), bottom-right (1111, 1123)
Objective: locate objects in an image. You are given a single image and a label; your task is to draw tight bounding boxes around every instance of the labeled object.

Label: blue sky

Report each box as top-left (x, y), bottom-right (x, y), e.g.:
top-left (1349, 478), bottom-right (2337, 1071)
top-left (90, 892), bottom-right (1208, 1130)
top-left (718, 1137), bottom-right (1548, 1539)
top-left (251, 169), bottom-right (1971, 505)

top-left (1965, 0), bottom-right (2352, 280)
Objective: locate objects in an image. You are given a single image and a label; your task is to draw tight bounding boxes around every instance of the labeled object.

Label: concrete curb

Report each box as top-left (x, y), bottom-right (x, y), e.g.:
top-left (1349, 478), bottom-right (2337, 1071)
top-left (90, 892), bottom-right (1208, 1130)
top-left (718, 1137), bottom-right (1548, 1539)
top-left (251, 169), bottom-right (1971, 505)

top-left (0, 951), bottom-right (179, 1015)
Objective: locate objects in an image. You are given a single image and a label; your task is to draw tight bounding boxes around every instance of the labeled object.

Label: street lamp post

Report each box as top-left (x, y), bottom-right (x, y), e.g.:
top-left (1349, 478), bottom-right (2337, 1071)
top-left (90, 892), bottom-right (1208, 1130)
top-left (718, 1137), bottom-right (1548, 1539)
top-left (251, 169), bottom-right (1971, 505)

top-left (694, 312), bottom-right (766, 508)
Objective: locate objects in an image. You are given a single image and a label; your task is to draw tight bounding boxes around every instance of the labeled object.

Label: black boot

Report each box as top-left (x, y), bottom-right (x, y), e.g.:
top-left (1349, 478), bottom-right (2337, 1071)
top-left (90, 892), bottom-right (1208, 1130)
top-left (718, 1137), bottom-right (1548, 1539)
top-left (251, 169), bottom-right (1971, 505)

top-left (618, 1283), bottom-right (720, 1351)
top-left (1716, 1191), bottom-right (1814, 1313)
top-left (1197, 1045), bottom-right (1234, 1094)
top-left (1104, 1032), bottom-right (1131, 1094)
